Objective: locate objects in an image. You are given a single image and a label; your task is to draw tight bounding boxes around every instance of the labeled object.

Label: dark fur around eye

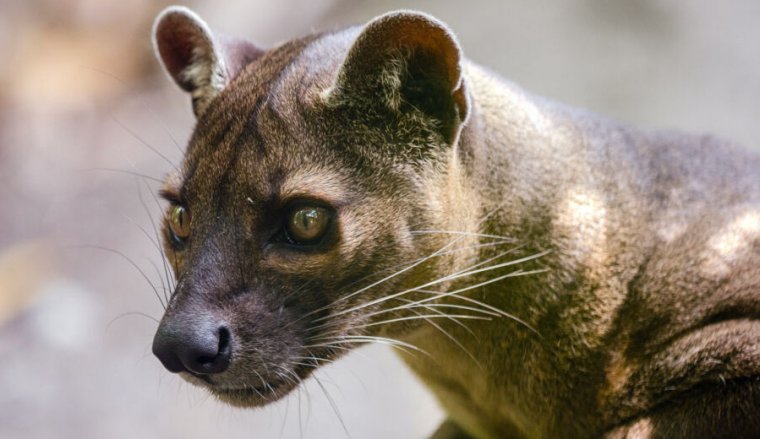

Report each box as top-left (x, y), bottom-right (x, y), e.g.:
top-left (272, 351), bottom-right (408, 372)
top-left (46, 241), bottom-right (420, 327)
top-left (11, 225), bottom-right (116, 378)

top-left (168, 227), bottom-right (188, 249)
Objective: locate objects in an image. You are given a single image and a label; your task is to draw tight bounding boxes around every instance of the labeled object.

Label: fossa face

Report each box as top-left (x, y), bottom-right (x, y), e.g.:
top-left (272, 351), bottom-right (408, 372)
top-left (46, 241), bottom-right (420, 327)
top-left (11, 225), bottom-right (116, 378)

top-left (150, 7), bottom-right (473, 407)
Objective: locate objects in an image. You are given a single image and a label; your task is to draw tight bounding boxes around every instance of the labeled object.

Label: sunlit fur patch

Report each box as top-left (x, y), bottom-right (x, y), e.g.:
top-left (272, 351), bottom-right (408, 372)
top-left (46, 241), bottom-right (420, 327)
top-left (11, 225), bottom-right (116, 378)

top-left (414, 152), bottom-right (482, 277)
top-left (554, 187), bottom-right (609, 269)
top-left (702, 209), bottom-right (760, 278)
top-left (599, 349), bottom-right (634, 407)
top-left (278, 165), bottom-right (353, 205)
top-left (655, 216), bottom-right (689, 243)
top-left (609, 417), bottom-right (655, 438)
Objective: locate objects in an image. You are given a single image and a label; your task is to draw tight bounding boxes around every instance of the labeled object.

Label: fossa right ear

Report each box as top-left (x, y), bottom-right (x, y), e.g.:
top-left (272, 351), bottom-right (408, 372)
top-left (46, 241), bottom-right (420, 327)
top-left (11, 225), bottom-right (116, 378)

top-left (322, 10), bottom-right (470, 145)
top-left (153, 6), bottom-right (264, 117)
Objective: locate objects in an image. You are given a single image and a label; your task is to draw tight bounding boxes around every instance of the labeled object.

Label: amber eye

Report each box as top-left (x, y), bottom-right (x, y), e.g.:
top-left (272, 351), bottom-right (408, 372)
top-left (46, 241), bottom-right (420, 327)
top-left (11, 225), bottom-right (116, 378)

top-left (285, 205), bottom-right (330, 244)
top-left (168, 205), bottom-right (191, 243)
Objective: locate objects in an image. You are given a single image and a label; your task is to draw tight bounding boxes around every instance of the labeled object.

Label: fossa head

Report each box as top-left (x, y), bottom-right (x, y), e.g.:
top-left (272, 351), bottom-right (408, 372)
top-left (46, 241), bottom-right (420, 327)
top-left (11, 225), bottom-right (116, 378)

top-left (150, 6), bottom-right (476, 406)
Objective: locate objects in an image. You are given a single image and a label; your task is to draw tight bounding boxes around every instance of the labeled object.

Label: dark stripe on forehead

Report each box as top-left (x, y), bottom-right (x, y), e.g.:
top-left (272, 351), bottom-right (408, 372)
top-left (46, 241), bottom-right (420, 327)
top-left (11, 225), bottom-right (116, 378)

top-left (182, 118), bottom-right (234, 195)
top-left (237, 96), bottom-right (267, 156)
top-left (211, 96), bottom-right (265, 209)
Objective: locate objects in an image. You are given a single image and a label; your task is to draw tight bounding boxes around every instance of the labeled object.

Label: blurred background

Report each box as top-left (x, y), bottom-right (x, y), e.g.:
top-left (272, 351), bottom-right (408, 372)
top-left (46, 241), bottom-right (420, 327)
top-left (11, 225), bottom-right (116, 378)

top-left (0, 1), bottom-right (758, 438)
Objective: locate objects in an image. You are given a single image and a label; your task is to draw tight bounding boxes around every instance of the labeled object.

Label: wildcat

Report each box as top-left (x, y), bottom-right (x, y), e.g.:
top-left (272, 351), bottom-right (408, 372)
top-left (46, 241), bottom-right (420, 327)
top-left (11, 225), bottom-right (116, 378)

top-left (149, 6), bottom-right (760, 438)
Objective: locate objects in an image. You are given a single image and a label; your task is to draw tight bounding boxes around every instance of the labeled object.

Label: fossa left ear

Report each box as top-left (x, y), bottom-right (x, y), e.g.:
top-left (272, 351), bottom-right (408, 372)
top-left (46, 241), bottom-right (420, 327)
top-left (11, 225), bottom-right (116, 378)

top-left (153, 6), bottom-right (264, 116)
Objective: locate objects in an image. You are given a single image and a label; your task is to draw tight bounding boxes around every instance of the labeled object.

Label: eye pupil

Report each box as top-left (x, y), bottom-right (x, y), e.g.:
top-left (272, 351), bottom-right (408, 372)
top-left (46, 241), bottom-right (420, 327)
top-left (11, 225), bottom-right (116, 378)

top-left (170, 205), bottom-right (191, 241)
top-left (297, 209), bottom-right (317, 228)
top-left (287, 206), bottom-right (329, 243)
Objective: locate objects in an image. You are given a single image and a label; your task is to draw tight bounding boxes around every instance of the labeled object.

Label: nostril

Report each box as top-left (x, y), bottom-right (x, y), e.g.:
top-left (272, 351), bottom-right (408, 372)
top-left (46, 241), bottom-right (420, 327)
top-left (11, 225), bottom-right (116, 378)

top-left (217, 326), bottom-right (231, 357)
top-left (153, 321), bottom-right (233, 376)
top-left (185, 325), bottom-right (232, 375)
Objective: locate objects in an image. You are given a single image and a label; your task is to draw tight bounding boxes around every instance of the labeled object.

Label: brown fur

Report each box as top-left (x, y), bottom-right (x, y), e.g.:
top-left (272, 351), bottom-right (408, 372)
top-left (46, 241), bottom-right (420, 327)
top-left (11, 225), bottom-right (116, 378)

top-left (151, 7), bottom-right (760, 438)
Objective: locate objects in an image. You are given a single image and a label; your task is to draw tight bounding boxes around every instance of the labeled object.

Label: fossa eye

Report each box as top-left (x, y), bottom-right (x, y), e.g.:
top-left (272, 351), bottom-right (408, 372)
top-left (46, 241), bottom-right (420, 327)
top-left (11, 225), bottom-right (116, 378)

top-left (285, 205), bottom-right (331, 244)
top-left (168, 204), bottom-right (191, 244)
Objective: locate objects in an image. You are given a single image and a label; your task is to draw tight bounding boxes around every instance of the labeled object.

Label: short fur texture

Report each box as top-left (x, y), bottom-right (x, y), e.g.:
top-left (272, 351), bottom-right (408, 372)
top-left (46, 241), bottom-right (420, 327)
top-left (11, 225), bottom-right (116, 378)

top-left (151, 6), bottom-right (760, 438)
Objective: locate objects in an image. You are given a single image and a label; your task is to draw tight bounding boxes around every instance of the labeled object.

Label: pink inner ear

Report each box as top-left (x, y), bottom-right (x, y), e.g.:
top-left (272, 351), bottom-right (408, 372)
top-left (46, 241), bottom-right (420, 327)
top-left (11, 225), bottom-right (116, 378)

top-left (155, 15), bottom-right (213, 92)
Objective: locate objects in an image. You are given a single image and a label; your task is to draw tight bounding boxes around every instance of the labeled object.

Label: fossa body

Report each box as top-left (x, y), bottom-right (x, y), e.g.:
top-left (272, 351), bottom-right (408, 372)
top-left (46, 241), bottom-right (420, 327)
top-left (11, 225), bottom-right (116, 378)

top-left (149, 7), bottom-right (760, 438)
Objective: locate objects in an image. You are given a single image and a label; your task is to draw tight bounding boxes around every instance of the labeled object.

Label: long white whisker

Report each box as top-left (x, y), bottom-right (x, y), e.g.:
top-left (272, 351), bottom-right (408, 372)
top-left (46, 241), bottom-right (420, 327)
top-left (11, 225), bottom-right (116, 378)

top-left (306, 335), bottom-right (429, 356)
top-left (415, 289), bottom-right (528, 322)
top-left (396, 298), bottom-right (478, 337)
top-left (142, 178), bottom-right (177, 292)
top-left (402, 304), bottom-right (483, 369)
top-left (112, 115), bottom-right (180, 172)
top-left (350, 314), bottom-right (492, 331)
top-left (410, 229), bottom-right (517, 241)
top-left (393, 302), bottom-right (501, 317)
top-left (390, 269), bottom-right (550, 335)
top-left (370, 240), bottom-right (520, 281)
top-left (278, 386), bottom-right (290, 439)
top-left (72, 245), bottom-right (166, 309)
top-left (311, 375), bottom-right (351, 438)
top-left (321, 250), bottom-right (551, 322)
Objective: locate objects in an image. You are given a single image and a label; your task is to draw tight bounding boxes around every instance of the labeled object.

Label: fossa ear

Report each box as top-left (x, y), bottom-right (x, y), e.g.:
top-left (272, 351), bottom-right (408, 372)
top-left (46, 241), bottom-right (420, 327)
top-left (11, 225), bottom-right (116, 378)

top-left (323, 10), bottom-right (470, 144)
top-left (153, 6), bottom-right (264, 117)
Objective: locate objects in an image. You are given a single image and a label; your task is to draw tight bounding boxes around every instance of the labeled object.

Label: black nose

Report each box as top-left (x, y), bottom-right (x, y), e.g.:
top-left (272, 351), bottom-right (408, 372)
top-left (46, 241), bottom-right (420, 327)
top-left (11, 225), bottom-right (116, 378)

top-left (152, 318), bottom-right (232, 375)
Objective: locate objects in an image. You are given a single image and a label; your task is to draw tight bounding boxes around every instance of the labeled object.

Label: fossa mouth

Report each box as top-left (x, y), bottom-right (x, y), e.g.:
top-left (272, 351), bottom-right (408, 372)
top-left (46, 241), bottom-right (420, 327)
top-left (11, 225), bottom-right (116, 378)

top-left (182, 362), bottom-right (317, 407)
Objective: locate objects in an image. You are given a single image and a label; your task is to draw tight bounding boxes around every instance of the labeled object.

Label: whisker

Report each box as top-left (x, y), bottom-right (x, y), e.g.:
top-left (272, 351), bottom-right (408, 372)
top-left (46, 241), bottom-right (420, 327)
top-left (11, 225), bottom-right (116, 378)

top-left (137, 178), bottom-right (174, 294)
top-left (297, 386), bottom-right (304, 439)
top-left (85, 67), bottom-right (185, 155)
top-left (144, 257), bottom-right (170, 305)
top-left (280, 279), bottom-right (317, 305)
top-left (446, 245), bottom-right (526, 278)
top-left (307, 335), bottom-right (429, 357)
top-left (410, 229), bottom-right (517, 242)
top-left (144, 179), bottom-right (177, 291)
top-left (79, 167), bottom-right (164, 183)
top-left (123, 212), bottom-right (170, 304)
top-left (312, 375), bottom-right (351, 438)
top-left (70, 245), bottom-right (166, 309)
top-left (276, 364), bottom-right (302, 387)
top-left (106, 311), bottom-right (160, 331)
top-left (401, 303), bottom-right (483, 369)
top-left (278, 387), bottom-right (291, 439)
top-left (308, 300), bottom-right (498, 338)
top-left (321, 250), bottom-right (551, 322)
top-left (123, 215), bottom-right (163, 255)
top-left (391, 302), bottom-right (501, 317)
top-left (111, 115), bottom-right (180, 172)
top-left (300, 343), bottom-right (354, 354)
top-left (349, 314), bottom-right (492, 331)
top-left (248, 371), bottom-right (268, 399)
top-left (396, 298), bottom-right (478, 337)
top-left (290, 356), bottom-right (336, 366)
top-left (342, 239), bottom-right (519, 291)
top-left (415, 288), bottom-right (528, 324)
top-left (394, 268), bottom-right (550, 336)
